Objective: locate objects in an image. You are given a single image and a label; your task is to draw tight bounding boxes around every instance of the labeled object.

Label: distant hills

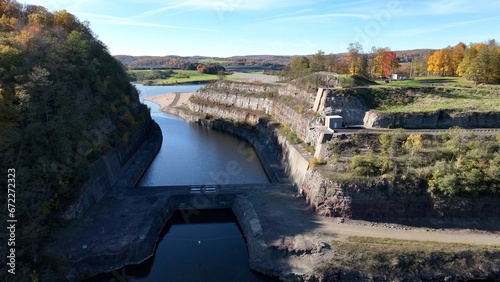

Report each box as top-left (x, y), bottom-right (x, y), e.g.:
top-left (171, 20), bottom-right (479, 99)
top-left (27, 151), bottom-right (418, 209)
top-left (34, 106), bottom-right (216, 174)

top-left (115, 49), bottom-right (436, 71)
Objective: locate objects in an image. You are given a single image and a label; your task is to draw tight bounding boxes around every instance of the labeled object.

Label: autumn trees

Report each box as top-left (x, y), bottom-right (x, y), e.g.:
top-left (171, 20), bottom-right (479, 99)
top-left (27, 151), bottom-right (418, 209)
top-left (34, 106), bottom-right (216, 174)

top-left (1, 2), bottom-right (151, 279)
top-left (282, 44), bottom-right (399, 81)
top-left (458, 40), bottom-right (500, 84)
top-left (280, 39), bottom-right (500, 84)
top-left (427, 42), bottom-right (466, 76)
top-left (372, 47), bottom-right (399, 78)
top-left (196, 62), bottom-right (226, 74)
top-left (427, 40), bottom-right (500, 84)
top-left (341, 44), bottom-right (400, 79)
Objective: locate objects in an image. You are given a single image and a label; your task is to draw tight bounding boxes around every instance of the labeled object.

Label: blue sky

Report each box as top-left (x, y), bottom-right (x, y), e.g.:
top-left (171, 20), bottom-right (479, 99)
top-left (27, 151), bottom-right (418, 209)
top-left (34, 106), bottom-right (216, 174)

top-left (24, 0), bottom-right (500, 57)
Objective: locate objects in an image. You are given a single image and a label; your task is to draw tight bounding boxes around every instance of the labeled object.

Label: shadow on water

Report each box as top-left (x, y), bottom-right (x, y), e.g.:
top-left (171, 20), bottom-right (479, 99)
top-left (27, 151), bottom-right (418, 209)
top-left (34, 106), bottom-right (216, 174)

top-left (85, 209), bottom-right (278, 282)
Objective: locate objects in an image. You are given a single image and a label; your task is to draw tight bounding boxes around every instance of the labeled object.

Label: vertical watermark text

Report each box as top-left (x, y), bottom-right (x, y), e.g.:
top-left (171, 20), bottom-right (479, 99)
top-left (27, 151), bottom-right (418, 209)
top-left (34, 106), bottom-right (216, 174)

top-left (6, 168), bottom-right (16, 275)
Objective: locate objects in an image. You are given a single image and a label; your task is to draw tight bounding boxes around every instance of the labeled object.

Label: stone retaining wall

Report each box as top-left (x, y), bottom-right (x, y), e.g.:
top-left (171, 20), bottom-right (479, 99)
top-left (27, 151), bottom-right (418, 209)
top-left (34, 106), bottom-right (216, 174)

top-left (62, 120), bottom-right (162, 219)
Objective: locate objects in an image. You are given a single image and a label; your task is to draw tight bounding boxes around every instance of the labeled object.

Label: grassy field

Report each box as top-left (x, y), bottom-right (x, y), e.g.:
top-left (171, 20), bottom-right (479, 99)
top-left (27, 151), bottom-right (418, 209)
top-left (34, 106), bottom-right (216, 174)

top-left (378, 93), bottom-right (500, 113)
top-left (367, 77), bottom-right (500, 113)
top-left (374, 76), bottom-right (474, 88)
top-left (130, 70), bottom-right (241, 85)
top-left (197, 58), bottom-right (232, 64)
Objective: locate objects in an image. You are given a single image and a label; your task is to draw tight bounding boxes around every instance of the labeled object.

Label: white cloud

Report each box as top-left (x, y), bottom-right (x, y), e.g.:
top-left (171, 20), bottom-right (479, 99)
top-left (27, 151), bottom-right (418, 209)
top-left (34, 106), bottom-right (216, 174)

top-left (133, 0), bottom-right (314, 18)
top-left (263, 12), bottom-right (371, 23)
top-left (391, 16), bottom-right (500, 37)
top-left (397, 0), bottom-right (500, 17)
top-left (426, 0), bottom-right (472, 15)
top-left (77, 12), bottom-right (217, 32)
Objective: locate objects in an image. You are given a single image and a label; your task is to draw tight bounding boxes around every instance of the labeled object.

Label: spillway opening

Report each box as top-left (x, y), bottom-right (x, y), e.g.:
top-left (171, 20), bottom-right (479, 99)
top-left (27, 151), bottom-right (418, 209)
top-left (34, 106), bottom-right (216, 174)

top-left (84, 209), bottom-right (277, 282)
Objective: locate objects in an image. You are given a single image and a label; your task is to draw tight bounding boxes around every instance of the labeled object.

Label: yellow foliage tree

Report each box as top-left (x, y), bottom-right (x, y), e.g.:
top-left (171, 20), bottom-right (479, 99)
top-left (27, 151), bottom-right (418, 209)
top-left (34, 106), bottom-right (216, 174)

top-left (403, 134), bottom-right (423, 157)
top-left (427, 49), bottom-right (452, 76)
top-left (458, 40), bottom-right (500, 84)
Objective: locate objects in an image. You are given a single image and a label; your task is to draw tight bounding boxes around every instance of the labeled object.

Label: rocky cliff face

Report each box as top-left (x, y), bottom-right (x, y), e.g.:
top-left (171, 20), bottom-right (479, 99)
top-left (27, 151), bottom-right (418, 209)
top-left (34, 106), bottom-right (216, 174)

top-left (192, 81), bottom-right (315, 141)
top-left (301, 169), bottom-right (500, 227)
top-left (364, 110), bottom-right (500, 128)
top-left (323, 89), bottom-right (367, 126)
top-left (195, 83), bottom-right (273, 113)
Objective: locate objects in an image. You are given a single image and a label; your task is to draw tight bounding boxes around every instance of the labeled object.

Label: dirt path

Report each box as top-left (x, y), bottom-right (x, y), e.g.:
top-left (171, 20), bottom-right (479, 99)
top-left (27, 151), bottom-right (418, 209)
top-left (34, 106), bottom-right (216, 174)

top-left (250, 189), bottom-right (500, 278)
top-left (254, 190), bottom-right (500, 248)
top-left (322, 218), bottom-right (500, 245)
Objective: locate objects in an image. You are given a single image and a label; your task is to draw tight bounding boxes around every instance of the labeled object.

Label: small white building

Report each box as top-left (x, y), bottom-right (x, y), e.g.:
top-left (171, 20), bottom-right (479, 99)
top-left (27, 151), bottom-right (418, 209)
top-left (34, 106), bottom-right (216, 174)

top-left (391, 73), bottom-right (409, 80)
top-left (325, 115), bottom-right (343, 130)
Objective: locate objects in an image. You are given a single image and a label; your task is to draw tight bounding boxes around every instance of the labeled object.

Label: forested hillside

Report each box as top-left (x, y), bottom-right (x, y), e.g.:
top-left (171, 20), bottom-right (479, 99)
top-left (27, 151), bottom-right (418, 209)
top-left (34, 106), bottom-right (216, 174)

top-left (0, 1), bottom-right (150, 279)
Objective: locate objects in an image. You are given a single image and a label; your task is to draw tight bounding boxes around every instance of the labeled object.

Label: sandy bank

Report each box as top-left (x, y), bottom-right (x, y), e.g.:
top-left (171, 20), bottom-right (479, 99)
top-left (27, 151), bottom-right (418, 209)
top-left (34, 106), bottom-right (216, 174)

top-left (144, 92), bottom-right (194, 109)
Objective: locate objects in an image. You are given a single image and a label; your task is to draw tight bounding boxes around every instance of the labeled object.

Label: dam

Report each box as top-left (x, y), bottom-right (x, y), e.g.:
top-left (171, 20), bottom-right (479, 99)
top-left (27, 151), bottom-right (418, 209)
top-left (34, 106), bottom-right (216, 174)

top-left (55, 85), bottom-right (290, 281)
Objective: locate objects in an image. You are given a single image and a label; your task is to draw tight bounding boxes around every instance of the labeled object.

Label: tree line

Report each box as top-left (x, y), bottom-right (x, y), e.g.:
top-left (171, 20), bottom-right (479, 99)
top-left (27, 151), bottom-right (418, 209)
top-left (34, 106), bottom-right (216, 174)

top-left (282, 44), bottom-right (400, 80)
top-left (282, 40), bottom-right (500, 84)
top-left (427, 40), bottom-right (500, 84)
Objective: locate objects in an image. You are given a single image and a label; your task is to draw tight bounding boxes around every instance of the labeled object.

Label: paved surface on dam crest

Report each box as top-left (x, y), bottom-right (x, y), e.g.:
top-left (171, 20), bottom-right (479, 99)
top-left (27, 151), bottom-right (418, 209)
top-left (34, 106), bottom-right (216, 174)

top-left (51, 184), bottom-right (294, 272)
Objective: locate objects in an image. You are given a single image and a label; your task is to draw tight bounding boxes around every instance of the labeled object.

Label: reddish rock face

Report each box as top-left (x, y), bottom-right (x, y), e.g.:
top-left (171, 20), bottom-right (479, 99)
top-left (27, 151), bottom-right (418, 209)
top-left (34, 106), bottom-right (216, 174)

top-left (301, 169), bottom-right (500, 228)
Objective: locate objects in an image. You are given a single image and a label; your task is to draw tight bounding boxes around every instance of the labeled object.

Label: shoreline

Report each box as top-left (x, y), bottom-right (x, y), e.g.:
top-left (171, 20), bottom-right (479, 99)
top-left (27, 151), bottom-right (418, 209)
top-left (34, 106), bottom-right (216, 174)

top-left (143, 92), bottom-right (194, 109)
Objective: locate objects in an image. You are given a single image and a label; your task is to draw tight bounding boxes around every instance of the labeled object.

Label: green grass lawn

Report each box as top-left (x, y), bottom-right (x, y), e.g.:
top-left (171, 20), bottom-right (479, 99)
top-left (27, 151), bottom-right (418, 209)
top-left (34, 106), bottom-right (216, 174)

top-left (131, 70), bottom-right (240, 85)
top-left (374, 76), bottom-right (477, 88)
top-left (378, 92), bottom-right (500, 113)
top-left (368, 77), bottom-right (500, 113)
top-left (197, 58), bottom-right (232, 64)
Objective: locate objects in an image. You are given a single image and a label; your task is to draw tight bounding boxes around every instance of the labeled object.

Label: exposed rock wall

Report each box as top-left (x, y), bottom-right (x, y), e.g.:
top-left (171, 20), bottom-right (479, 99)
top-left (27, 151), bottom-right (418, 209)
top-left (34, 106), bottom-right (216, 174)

top-left (232, 196), bottom-right (277, 277)
top-left (193, 81), bottom-right (314, 141)
top-left (62, 120), bottom-right (162, 219)
top-left (364, 110), bottom-right (500, 128)
top-left (269, 101), bottom-right (311, 140)
top-left (278, 83), bottom-right (317, 101)
top-left (187, 80), bottom-right (500, 226)
top-left (206, 80), bottom-right (281, 96)
top-left (188, 103), bottom-right (262, 124)
top-left (274, 135), bottom-right (310, 187)
top-left (301, 169), bottom-right (500, 226)
top-left (195, 85), bottom-right (272, 113)
top-left (323, 89), bottom-right (367, 126)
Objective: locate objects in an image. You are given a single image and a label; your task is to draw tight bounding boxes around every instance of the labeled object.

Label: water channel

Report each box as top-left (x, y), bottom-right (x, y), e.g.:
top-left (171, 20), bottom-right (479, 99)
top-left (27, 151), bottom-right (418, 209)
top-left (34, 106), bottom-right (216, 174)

top-left (88, 85), bottom-right (274, 281)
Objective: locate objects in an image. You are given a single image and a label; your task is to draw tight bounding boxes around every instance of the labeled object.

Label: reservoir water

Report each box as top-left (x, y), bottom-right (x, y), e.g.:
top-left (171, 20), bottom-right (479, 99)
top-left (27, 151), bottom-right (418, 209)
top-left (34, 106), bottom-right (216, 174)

top-left (90, 85), bottom-right (273, 281)
top-left (137, 84), bottom-right (269, 186)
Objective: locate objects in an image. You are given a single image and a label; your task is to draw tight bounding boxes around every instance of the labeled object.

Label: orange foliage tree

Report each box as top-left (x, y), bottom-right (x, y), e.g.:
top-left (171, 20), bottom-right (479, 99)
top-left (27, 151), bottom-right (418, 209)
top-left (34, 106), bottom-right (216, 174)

top-left (373, 47), bottom-right (399, 77)
top-left (427, 43), bottom-right (465, 76)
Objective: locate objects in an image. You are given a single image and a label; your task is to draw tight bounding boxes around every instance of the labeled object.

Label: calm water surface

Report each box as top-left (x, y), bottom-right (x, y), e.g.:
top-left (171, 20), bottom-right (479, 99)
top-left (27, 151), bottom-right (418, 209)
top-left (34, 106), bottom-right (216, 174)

top-left (90, 84), bottom-right (273, 281)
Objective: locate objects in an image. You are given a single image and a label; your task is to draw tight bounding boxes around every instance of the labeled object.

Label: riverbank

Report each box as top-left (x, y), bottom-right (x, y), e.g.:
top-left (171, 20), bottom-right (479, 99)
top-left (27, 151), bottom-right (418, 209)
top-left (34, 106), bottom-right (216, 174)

top-left (144, 91), bottom-right (194, 108)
